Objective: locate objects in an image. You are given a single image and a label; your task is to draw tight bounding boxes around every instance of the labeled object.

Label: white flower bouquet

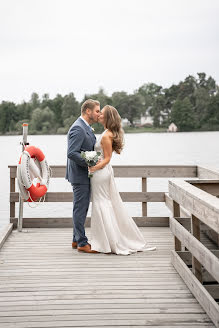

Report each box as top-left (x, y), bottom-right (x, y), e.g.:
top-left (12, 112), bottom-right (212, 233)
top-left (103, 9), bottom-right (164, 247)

top-left (81, 150), bottom-right (101, 178)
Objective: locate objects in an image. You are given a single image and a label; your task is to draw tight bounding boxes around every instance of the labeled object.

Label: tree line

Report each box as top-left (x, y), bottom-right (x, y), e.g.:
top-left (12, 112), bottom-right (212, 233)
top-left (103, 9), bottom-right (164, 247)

top-left (0, 72), bottom-right (218, 135)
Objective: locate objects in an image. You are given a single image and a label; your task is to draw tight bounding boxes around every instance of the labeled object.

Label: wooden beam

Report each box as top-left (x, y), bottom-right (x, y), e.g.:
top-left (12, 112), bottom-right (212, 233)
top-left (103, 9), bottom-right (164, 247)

top-left (190, 181), bottom-right (219, 197)
top-left (10, 175), bottom-right (15, 219)
top-left (9, 165), bottom-right (197, 178)
top-left (191, 215), bottom-right (202, 283)
top-left (169, 179), bottom-right (219, 234)
top-left (10, 191), bottom-right (165, 203)
top-left (176, 251), bottom-right (219, 283)
top-left (10, 217), bottom-right (170, 228)
top-left (175, 217), bottom-right (191, 232)
top-left (170, 217), bottom-right (219, 283)
top-left (165, 193), bottom-right (190, 218)
top-left (173, 201), bottom-right (181, 251)
top-left (0, 224), bottom-right (13, 250)
top-left (171, 250), bottom-right (219, 328)
top-left (197, 166), bottom-right (219, 180)
top-left (142, 178), bottom-right (147, 216)
top-left (205, 285), bottom-right (219, 300)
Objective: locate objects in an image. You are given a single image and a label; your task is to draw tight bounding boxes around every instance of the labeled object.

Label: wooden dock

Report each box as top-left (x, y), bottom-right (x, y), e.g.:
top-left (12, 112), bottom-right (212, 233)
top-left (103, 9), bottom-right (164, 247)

top-left (3, 164), bottom-right (219, 327)
top-left (0, 226), bottom-right (216, 327)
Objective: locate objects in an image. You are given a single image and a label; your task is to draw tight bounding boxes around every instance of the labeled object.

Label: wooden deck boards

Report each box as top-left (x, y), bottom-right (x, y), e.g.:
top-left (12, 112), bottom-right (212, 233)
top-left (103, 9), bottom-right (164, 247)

top-left (0, 227), bottom-right (216, 327)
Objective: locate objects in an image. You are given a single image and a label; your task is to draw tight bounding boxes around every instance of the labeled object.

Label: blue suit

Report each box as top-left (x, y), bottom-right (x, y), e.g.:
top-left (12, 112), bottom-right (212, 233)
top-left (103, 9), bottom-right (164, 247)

top-left (66, 117), bottom-right (96, 246)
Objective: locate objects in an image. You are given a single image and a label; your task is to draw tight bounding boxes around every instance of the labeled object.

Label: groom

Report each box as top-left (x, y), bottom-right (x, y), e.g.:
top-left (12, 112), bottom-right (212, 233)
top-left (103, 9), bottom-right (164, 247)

top-left (66, 99), bottom-right (100, 253)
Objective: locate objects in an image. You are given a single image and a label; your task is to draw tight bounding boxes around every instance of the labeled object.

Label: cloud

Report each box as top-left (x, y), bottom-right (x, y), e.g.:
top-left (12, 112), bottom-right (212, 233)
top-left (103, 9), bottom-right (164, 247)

top-left (0, 0), bottom-right (219, 103)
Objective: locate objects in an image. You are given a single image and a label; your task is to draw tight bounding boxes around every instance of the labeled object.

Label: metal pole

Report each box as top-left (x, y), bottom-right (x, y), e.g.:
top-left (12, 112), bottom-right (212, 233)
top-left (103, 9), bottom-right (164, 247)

top-left (18, 123), bottom-right (29, 232)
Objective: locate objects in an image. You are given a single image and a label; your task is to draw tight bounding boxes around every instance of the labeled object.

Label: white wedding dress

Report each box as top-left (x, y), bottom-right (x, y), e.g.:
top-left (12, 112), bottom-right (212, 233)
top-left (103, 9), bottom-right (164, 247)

top-left (90, 129), bottom-right (156, 255)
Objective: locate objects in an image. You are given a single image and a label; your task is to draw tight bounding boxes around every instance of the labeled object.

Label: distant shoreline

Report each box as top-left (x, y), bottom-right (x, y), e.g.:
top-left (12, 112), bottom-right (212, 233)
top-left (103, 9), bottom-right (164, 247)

top-left (1, 127), bottom-right (219, 136)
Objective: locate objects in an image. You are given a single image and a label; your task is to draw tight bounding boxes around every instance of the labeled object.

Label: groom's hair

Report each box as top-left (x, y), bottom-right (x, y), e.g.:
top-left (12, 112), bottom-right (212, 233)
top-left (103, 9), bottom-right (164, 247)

top-left (81, 99), bottom-right (100, 114)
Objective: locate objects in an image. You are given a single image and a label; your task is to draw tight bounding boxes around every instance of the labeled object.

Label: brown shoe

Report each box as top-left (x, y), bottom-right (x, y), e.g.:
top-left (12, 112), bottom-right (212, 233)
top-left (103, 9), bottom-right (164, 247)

top-left (72, 242), bottom-right (91, 249)
top-left (77, 244), bottom-right (99, 253)
top-left (72, 242), bottom-right (77, 249)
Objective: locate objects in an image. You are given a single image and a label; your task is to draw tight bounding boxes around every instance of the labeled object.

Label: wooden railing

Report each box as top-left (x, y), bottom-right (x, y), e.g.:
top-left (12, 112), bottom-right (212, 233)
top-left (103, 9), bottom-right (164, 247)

top-left (167, 166), bottom-right (219, 328)
top-left (9, 164), bottom-right (197, 228)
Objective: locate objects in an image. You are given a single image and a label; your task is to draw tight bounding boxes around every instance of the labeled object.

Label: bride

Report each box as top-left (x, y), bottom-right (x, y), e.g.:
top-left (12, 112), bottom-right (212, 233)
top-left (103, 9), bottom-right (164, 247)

top-left (88, 105), bottom-right (156, 255)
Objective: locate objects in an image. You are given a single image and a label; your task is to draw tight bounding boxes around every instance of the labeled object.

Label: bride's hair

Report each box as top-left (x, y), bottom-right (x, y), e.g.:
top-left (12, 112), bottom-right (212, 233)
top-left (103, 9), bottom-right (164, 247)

top-left (102, 105), bottom-right (124, 154)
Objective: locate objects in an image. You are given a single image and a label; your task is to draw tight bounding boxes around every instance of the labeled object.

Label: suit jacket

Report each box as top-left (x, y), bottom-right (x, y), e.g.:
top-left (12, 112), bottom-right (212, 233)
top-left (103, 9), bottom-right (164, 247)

top-left (65, 117), bottom-right (96, 184)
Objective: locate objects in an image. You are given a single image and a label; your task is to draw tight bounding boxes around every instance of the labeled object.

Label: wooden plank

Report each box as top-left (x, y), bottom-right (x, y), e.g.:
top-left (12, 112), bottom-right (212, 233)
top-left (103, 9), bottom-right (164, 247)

top-left (0, 227), bottom-right (214, 327)
top-left (10, 191), bottom-right (165, 203)
top-left (191, 215), bottom-right (203, 283)
top-left (190, 181), bottom-right (219, 197)
top-left (205, 284), bottom-right (219, 299)
top-left (170, 217), bottom-right (219, 282)
top-left (169, 179), bottom-right (219, 233)
top-left (0, 325), bottom-right (215, 328)
top-left (10, 176), bottom-right (15, 218)
top-left (165, 193), bottom-right (191, 219)
top-left (173, 201), bottom-right (181, 251)
top-left (197, 166), bottom-right (219, 180)
top-left (204, 228), bottom-right (219, 247)
top-left (0, 318), bottom-right (214, 328)
top-left (0, 303), bottom-right (204, 310)
top-left (142, 177), bottom-right (147, 216)
top-left (171, 250), bottom-right (219, 328)
top-left (9, 165), bottom-right (198, 178)
top-left (0, 313), bottom-right (212, 323)
top-left (10, 217), bottom-right (170, 228)
top-left (0, 306), bottom-right (206, 315)
top-left (175, 217), bottom-right (191, 232)
top-left (0, 224), bottom-right (13, 250)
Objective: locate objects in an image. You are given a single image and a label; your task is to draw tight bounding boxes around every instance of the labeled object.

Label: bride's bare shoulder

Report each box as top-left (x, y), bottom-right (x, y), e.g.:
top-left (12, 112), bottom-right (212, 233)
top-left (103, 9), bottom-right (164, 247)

top-left (101, 130), bottom-right (113, 144)
top-left (105, 130), bottom-right (113, 138)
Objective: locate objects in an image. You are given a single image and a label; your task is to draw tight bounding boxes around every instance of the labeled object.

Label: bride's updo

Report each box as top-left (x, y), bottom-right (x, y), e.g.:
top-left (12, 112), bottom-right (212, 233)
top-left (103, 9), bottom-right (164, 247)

top-left (102, 105), bottom-right (124, 154)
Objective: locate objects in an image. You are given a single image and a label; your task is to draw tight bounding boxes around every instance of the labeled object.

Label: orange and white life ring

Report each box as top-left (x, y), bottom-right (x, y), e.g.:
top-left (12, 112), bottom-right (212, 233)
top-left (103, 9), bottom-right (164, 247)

top-left (17, 146), bottom-right (50, 202)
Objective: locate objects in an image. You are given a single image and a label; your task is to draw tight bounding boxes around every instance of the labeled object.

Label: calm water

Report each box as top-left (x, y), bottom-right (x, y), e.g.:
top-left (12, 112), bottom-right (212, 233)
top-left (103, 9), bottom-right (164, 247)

top-left (1, 131), bottom-right (219, 231)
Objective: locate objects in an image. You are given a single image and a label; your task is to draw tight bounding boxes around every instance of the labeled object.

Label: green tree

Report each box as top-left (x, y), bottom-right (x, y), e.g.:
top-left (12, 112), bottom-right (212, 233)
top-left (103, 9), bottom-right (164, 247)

top-left (152, 94), bottom-right (166, 127)
top-left (137, 83), bottom-right (166, 127)
top-left (82, 88), bottom-right (112, 108)
top-left (30, 92), bottom-right (40, 109)
top-left (52, 94), bottom-right (65, 127)
top-left (112, 91), bottom-right (129, 117)
top-left (112, 91), bottom-right (143, 126)
top-left (170, 97), bottom-right (195, 131)
top-left (203, 93), bottom-right (219, 130)
top-left (61, 93), bottom-right (80, 122)
top-left (0, 101), bottom-right (18, 134)
top-left (30, 107), bottom-right (55, 134)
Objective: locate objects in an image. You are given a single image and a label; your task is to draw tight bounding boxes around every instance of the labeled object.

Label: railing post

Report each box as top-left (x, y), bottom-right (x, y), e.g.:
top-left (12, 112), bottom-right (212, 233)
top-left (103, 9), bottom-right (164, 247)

top-left (191, 214), bottom-right (203, 283)
top-left (10, 169), bottom-right (15, 219)
top-left (173, 200), bottom-right (181, 251)
top-left (142, 177), bottom-right (147, 217)
top-left (18, 123), bottom-right (29, 232)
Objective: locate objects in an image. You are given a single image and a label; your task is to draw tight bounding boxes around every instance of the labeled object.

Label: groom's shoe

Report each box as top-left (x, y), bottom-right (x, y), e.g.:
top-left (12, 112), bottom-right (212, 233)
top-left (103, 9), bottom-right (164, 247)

top-left (77, 244), bottom-right (99, 253)
top-left (72, 242), bottom-right (77, 249)
top-left (72, 242), bottom-right (91, 249)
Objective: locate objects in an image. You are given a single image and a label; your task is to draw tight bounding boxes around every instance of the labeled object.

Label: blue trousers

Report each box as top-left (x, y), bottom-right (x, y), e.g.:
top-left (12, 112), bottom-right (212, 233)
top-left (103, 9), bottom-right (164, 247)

top-left (72, 183), bottom-right (90, 247)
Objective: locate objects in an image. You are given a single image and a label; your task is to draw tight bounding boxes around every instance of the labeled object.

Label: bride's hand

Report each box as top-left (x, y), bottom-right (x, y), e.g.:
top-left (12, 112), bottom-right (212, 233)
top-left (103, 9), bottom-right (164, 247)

top-left (88, 165), bottom-right (97, 173)
top-left (88, 159), bottom-right (103, 173)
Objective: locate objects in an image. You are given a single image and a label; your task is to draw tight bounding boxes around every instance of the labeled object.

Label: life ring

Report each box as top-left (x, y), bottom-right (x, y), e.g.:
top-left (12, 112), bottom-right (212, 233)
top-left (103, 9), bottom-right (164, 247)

top-left (17, 146), bottom-right (50, 202)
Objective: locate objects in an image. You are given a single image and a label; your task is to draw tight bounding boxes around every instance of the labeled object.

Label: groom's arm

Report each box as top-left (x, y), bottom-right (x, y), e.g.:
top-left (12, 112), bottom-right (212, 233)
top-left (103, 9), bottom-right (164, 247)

top-left (67, 126), bottom-right (87, 167)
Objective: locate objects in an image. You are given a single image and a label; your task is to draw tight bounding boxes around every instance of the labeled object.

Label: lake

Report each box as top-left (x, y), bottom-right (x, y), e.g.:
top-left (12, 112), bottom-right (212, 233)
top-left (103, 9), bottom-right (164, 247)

top-left (1, 131), bottom-right (219, 231)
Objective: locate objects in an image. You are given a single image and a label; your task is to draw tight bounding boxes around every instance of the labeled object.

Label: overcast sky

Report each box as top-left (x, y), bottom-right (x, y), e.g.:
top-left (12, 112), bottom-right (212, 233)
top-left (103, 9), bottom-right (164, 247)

top-left (0, 0), bottom-right (219, 103)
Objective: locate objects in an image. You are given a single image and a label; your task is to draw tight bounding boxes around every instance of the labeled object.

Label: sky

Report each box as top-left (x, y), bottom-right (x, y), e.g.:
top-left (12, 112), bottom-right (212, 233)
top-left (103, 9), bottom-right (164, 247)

top-left (0, 0), bottom-right (219, 103)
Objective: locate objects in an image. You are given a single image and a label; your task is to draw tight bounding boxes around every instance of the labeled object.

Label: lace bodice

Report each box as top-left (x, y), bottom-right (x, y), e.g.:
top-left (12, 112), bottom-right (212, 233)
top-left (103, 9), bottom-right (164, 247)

top-left (94, 129), bottom-right (108, 157)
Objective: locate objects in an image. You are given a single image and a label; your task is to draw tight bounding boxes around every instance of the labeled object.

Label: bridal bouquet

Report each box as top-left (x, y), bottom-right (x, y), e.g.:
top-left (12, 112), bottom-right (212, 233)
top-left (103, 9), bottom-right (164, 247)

top-left (81, 150), bottom-right (101, 178)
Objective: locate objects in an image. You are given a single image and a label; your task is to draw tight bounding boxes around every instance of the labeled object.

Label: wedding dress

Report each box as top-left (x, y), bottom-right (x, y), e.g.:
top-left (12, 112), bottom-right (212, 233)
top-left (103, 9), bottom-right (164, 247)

top-left (90, 129), bottom-right (156, 255)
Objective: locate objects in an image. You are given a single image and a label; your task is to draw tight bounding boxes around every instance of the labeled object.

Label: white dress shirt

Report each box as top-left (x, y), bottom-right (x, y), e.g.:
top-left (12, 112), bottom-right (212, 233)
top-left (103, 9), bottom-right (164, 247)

top-left (80, 115), bottom-right (90, 128)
